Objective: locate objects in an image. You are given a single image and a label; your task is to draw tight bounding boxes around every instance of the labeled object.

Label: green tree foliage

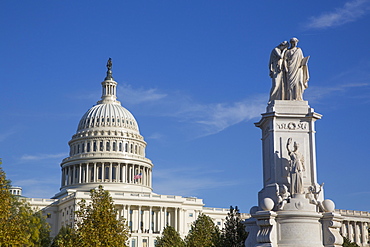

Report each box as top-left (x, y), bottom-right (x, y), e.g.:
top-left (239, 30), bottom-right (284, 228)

top-left (185, 213), bottom-right (221, 247)
top-left (342, 237), bottom-right (360, 247)
top-left (51, 226), bottom-right (78, 247)
top-left (155, 225), bottom-right (185, 247)
top-left (219, 206), bottom-right (248, 247)
top-left (0, 163), bottom-right (51, 246)
top-left (74, 185), bottom-right (130, 247)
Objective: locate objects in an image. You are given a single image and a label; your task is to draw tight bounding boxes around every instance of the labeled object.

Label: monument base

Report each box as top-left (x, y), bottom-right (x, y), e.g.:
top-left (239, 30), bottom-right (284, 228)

top-left (245, 196), bottom-right (343, 247)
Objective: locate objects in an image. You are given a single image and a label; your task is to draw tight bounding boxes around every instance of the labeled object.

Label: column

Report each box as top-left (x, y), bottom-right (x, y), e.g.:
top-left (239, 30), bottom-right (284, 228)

top-left (109, 163), bottom-right (113, 182)
top-left (179, 209), bottom-right (185, 235)
top-left (175, 208), bottom-right (178, 231)
top-left (86, 163), bottom-right (89, 183)
top-left (127, 205), bottom-right (131, 225)
top-left (361, 222), bottom-right (366, 245)
top-left (129, 164), bottom-right (132, 183)
top-left (145, 167), bottom-right (148, 186)
top-left (61, 168), bottom-right (65, 186)
top-left (93, 163), bottom-right (97, 182)
top-left (149, 206), bottom-right (153, 233)
top-left (79, 164), bottom-right (82, 183)
top-left (153, 209), bottom-right (158, 233)
top-left (159, 207), bottom-right (163, 233)
top-left (164, 207), bottom-right (167, 227)
top-left (117, 163), bottom-right (120, 182)
top-left (102, 163), bottom-right (105, 182)
top-left (138, 206), bottom-right (142, 233)
top-left (72, 165), bottom-right (76, 184)
top-left (122, 164), bottom-right (126, 183)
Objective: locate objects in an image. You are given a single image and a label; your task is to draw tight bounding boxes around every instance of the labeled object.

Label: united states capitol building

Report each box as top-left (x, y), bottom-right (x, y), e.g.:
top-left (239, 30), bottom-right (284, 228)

top-left (23, 61), bottom-right (233, 247)
top-left (17, 58), bottom-right (370, 247)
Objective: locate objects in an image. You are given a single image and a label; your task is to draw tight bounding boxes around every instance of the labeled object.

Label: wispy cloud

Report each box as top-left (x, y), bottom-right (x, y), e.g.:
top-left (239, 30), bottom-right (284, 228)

top-left (189, 98), bottom-right (265, 136)
top-left (20, 153), bottom-right (68, 161)
top-left (0, 129), bottom-right (18, 142)
top-left (146, 132), bottom-right (165, 140)
top-left (119, 84), bottom-right (167, 104)
top-left (307, 82), bottom-right (369, 101)
top-left (119, 83), bottom-right (265, 137)
top-left (306, 0), bottom-right (370, 29)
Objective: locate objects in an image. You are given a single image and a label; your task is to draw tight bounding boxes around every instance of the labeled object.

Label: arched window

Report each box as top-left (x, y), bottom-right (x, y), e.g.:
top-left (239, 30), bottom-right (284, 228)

top-left (119, 142), bottom-right (122, 152)
top-left (87, 142), bottom-right (91, 152)
top-left (106, 142), bottom-right (110, 151)
top-left (100, 142), bottom-right (104, 151)
top-left (135, 145), bottom-right (137, 154)
top-left (113, 142), bottom-right (117, 151)
top-left (81, 143), bottom-right (85, 153)
top-left (130, 144), bottom-right (133, 153)
top-left (93, 141), bottom-right (97, 152)
top-left (77, 145), bottom-right (80, 153)
top-left (125, 143), bottom-right (128, 152)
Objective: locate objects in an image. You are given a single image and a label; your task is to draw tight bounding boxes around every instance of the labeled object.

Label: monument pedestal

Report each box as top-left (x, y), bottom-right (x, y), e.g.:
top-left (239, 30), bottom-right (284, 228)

top-left (245, 100), bottom-right (342, 247)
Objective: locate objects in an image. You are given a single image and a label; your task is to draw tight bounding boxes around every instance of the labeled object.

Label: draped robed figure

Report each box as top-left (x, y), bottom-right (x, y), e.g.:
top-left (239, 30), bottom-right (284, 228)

top-left (284, 37), bottom-right (309, 101)
top-left (269, 41), bottom-right (288, 102)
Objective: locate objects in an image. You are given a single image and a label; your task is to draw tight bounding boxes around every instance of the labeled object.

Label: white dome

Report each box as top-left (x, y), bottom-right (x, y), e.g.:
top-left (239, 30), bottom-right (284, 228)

top-left (77, 103), bottom-right (139, 132)
top-left (56, 59), bottom-right (154, 197)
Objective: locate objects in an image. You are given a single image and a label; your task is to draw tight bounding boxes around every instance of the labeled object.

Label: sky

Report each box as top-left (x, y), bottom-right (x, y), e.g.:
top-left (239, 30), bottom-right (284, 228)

top-left (1, 0), bottom-right (370, 213)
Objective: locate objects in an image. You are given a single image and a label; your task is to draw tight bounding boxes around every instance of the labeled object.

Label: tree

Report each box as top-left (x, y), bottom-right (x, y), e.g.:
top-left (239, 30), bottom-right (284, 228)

top-left (342, 237), bottom-right (360, 247)
top-left (0, 163), bottom-right (51, 246)
top-left (74, 185), bottom-right (130, 246)
top-left (51, 226), bottom-right (78, 247)
top-left (219, 206), bottom-right (248, 247)
top-left (185, 213), bottom-right (221, 247)
top-left (155, 225), bottom-right (185, 247)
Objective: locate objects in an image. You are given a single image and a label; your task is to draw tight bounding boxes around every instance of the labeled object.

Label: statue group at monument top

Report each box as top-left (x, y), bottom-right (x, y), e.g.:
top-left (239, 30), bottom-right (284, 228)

top-left (269, 37), bottom-right (310, 102)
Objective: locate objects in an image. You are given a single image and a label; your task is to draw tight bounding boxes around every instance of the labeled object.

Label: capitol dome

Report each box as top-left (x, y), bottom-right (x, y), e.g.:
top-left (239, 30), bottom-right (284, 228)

top-left (77, 102), bottom-right (139, 133)
top-left (55, 59), bottom-right (153, 197)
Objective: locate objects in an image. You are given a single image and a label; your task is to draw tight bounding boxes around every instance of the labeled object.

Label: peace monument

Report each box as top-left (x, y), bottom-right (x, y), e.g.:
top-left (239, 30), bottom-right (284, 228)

top-left (245, 38), bottom-right (343, 247)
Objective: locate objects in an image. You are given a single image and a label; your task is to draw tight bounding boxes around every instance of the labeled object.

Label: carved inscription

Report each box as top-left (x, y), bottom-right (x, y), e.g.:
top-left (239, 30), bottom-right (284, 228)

top-left (277, 122), bottom-right (307, 130)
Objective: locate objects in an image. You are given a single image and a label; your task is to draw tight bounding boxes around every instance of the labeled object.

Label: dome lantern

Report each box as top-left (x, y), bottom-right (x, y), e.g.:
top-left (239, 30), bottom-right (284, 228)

top-left (97, 58), bottom-right (120, 105)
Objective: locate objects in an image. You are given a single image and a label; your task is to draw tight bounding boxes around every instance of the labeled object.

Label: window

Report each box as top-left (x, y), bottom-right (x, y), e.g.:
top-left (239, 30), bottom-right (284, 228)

top-left (119, 143), bottom-right (122, 152)
top-left (47, 213), bottom-right (51, 218)
top-left (189, 213), bottom-right (193, 217)
top-left (113, 142), bottom-right (117, 151)
top-left (87, 143), bottom-right (91, 152)
top-left (100, 142), bottom-right (103, 151)
top-left (106, 142), bottom-right (110, 151)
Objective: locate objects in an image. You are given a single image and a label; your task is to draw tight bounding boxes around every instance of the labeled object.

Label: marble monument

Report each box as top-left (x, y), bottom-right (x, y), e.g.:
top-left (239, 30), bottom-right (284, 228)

top-left (245, 38), bottom-right (343, 247)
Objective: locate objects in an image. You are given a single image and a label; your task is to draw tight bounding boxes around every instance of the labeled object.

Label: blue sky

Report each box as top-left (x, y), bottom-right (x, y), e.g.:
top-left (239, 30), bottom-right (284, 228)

top-left (1, 0), bottom-right (370, 213)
